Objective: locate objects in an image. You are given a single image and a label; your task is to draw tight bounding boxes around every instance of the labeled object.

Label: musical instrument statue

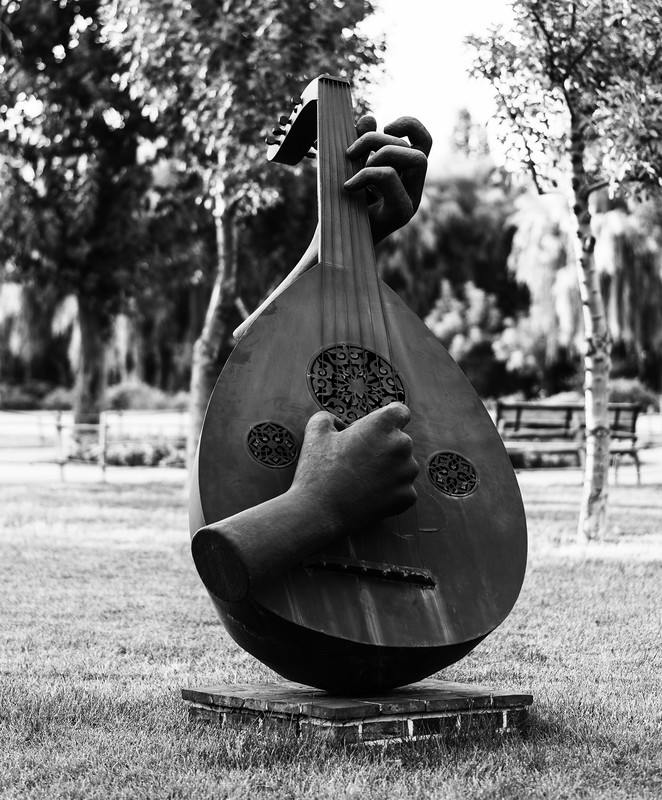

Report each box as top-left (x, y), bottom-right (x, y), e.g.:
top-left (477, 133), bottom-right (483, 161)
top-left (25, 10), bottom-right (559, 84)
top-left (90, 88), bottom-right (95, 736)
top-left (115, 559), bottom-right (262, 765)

top-left (189, 75), bottom-right (527, 694)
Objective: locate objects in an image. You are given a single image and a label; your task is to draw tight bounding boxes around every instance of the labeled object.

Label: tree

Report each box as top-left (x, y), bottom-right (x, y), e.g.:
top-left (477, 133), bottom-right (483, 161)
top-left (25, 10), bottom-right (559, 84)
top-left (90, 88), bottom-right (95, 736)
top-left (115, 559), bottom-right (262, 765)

top-left (121, 0), bottom-right (384, 462)
top-left (508, 187), bottom-right (662, 394)
top-left (507, 189), bottom-right (584, 393)
top-left (468, 0), bottom-right (662, 540)
top-left (378, 159), bottom-right (526, 320)
top-left (0, 0), bottom-right (156, 424)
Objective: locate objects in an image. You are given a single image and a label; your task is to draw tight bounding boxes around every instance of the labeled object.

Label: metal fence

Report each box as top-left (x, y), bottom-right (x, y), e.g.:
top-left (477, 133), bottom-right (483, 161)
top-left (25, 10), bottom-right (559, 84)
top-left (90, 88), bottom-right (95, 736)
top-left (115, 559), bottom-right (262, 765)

top-left (1, 406), bottom-right (661, 483)
top-left (0, 409), bottom-right (187, 480)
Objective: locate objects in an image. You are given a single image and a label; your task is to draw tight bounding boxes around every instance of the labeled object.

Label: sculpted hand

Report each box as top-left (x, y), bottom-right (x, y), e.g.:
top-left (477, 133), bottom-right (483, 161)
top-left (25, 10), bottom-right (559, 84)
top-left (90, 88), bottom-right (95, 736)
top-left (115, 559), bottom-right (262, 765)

top-left (345, 115), bottom-right (432, 244)
top-left (192, 403), bottom-right (419, 601)
top-left (233, 116), bottom-right (431, 341)
top-left (290, 402), bottom-right (419, 527)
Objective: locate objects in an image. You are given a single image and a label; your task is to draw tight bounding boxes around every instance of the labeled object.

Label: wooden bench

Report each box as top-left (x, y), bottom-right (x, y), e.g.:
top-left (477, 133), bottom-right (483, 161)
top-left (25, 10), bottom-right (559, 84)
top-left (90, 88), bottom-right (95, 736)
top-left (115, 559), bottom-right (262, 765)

top-left (495, 401), bottom-right (641, 482)
top-left (599, 402), bottom-right (642, 484)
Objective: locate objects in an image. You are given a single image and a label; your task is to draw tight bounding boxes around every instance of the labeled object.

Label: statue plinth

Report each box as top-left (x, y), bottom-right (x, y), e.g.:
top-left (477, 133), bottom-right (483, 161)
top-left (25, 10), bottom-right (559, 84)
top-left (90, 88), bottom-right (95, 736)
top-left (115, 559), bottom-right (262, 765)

top-left (182, 679), bottom-right (533, 744)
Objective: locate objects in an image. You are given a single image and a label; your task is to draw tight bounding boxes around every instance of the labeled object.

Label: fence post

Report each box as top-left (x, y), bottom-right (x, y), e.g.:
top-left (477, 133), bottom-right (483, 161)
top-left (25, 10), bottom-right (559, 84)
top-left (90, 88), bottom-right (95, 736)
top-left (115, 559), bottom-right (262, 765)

top-left (99, 412), bottom-right (108, 481)
top-left (55, 410), bottom-right (66, 482)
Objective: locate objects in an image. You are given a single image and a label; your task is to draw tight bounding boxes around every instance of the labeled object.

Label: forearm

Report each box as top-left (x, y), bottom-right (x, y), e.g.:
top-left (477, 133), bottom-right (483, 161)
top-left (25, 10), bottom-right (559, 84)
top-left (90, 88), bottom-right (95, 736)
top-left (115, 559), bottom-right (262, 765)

top-left (191, 486), bottom-right (345, 603)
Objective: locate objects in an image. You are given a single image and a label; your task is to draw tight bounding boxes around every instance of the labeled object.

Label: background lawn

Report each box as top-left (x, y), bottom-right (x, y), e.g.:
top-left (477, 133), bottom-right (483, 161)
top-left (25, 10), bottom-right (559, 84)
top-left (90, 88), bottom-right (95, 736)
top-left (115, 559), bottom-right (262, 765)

top-left (1, 475), bottom-right (661, 799)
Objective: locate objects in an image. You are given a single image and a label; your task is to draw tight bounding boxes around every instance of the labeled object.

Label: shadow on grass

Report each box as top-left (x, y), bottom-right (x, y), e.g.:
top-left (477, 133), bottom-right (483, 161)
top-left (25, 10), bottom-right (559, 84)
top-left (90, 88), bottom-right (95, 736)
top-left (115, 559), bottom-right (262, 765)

top-left (184, 707), bottom-right (567, 772)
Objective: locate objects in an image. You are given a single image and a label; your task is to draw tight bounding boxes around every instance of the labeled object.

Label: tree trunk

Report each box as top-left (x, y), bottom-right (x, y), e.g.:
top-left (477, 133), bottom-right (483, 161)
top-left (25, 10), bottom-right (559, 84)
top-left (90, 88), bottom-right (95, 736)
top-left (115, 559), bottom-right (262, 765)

top-left (74, 299), bottom-right (109, 427)
top-left (187, 201), bottom-right (238, 468)
top-left (568, 114), bottom-right (612, 542)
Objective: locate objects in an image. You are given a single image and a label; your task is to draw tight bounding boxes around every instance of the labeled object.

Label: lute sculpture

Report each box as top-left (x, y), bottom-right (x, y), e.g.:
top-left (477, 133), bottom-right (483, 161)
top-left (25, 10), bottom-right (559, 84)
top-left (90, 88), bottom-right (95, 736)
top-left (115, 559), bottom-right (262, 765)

top-left (189, 75), bottom-right (527, 695)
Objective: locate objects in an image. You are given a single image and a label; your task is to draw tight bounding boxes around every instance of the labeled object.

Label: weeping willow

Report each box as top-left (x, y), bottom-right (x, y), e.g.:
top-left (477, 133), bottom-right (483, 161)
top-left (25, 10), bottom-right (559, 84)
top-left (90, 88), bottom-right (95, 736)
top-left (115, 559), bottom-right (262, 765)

top-left (508, 190), bottom-right (662, 392)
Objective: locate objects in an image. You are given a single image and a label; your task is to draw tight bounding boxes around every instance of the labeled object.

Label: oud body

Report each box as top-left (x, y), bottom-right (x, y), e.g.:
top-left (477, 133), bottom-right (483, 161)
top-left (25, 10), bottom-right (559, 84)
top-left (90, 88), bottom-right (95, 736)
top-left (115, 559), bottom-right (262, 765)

top-left (190, 76), bottom-right (527, 694)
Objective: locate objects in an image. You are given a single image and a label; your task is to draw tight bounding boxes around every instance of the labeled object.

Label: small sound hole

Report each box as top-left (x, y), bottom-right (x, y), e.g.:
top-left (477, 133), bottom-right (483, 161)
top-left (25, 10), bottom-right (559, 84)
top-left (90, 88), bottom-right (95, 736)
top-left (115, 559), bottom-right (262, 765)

top-left (307, 343), bottom-right (406, 425)
top-left (246, 422), bottom-right (298, 468)
top-left (427, 451), bottom-right (478, 497)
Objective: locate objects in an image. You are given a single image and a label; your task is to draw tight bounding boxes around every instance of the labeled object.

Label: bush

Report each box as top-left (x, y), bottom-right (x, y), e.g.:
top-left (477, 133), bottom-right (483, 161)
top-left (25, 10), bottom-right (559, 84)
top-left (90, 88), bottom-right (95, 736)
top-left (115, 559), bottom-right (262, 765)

top-left (106, 381), bottom-right (168, 411)
top-left (41, 387), bottom-right (74, 410)
top-left (67, 436), bottom-right (186, 468)
top-left (105, 380), bottom-right (189, 411)
top-left (522, 379), bottom-right (659, 412)
top-left (608, 377), bottom-right (659, 412)
top-left (0, 381), bottom-right (55, 410)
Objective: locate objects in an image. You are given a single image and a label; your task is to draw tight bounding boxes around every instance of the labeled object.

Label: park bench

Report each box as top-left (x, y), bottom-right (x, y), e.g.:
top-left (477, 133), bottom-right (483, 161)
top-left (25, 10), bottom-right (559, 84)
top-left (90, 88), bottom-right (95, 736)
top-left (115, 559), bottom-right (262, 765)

top-left (495, 400), bottom-right (641, 483)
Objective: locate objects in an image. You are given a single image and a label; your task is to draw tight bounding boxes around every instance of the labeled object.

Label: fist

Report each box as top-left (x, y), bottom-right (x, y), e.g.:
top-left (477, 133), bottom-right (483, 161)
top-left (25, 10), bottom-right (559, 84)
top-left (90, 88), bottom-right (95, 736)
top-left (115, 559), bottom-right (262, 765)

top-left (290, 402), bottom-right (419, 529)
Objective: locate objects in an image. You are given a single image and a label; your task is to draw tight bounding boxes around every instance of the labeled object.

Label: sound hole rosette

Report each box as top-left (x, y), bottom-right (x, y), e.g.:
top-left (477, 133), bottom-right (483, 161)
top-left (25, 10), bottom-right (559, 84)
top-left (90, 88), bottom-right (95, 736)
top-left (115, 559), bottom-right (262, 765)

top-left (246, 421), bottom-right (299, 468)
top-left (307, 343), bottom-right (406, 425)
top-left (427, 451), bottom-right (479, 497)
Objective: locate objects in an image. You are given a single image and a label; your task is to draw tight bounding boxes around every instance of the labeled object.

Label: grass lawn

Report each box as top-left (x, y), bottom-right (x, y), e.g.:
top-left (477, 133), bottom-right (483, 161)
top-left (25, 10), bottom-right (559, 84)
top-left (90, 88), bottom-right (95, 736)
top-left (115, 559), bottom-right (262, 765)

top-left (1, 475), bottom-right (661, 799)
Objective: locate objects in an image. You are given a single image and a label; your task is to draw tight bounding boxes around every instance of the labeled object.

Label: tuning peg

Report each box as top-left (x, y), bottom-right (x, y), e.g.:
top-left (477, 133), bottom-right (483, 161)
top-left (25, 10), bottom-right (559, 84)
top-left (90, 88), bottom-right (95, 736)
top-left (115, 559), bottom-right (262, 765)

top-left (305, 148), bottom-right (317, 159)
top-left (290, 94), bottom-right (302, 106)
top-left (271, 126), bottom-right (286, 136)
top-left (278, 115), bottom-right (290, 126)
top-left (265, 134), bottom-right (280, 146)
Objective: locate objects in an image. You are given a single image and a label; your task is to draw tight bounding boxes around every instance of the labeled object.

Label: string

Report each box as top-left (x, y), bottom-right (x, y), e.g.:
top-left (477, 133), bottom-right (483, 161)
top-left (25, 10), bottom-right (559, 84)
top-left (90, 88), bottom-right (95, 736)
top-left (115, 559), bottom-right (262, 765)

top-left (317, 77), bottom-right (422, 573)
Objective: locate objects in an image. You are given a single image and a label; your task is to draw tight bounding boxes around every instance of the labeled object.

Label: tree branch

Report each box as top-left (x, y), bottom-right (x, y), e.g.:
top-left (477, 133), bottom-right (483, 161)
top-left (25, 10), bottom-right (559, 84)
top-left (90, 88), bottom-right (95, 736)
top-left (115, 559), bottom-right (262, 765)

top-left (494, 78), bottom-right (546, 195)
top-left (529, 7), bottom-right (563, 82)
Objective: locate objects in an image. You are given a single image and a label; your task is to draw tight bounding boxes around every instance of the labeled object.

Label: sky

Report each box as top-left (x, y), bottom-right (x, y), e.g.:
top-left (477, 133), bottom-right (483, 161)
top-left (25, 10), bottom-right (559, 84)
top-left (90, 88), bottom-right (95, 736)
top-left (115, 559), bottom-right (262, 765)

top-left (361, 0), bottom-right (514, 170)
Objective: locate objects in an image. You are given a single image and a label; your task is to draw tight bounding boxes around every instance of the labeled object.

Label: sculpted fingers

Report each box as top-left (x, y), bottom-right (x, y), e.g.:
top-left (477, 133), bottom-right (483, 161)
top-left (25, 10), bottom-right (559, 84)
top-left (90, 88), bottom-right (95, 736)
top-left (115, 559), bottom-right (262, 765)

top-left (355, 114), bottom-right (377, 138)
top-left (302, 410), bottom-right (339, 441)
top-left (344, 165), bottom-right (413, 233)
top-left (383, 116), bottom-right (433, 157)
top-left (371, 401), bottom-right (411, 430)
top-left (346, 131), bottom-right (410, 161)
top-left (345, 117), bottom-right (431, 241)
top-left (363, 145), bottom-right (428, 214)
top-left (364, 144), bottom-right (428, 172)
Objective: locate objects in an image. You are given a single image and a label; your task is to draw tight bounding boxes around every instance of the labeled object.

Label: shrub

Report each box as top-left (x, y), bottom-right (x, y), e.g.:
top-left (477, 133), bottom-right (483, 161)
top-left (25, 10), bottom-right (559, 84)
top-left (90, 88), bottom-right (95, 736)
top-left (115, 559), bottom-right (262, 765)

top-left (0, 381), bottom-right (54, 410)
top-left (106, 380), bottom-right (173, 411)
top-left (41, 387), bottom-right (74, 410)
top-left (103, 440), bottom-right (186, 468)
top-left (608, 377), bottom-right (659, 411)
top-left (67, 437), bottom-right (186, 468)
top-left (525, 380), bottom-right (659, 412)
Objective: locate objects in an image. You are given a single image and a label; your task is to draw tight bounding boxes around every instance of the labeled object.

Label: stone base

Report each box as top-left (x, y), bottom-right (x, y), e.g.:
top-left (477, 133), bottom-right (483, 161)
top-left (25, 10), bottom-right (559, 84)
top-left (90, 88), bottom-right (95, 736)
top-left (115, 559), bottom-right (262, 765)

top-left (182, 679), bottom-right (533, 744)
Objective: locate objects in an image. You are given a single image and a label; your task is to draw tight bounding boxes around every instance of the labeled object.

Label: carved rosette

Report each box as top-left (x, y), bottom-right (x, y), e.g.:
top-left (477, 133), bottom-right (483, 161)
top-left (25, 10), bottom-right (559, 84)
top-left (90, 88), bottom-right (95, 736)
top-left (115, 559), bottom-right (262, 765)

top-left (427, 451), bottom-right (478, 497)
top-left (307, 343), bottom-right (406, 424)
top-left (246, 422), bottom-right (298, 468)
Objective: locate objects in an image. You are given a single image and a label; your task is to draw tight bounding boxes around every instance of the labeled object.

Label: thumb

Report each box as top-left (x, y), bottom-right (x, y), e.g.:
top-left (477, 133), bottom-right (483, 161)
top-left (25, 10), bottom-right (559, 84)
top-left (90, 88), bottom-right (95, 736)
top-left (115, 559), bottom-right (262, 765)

top-left (302, 410), bottom-right (340, 441)
top-left (369, 401), bottom-right (411, 431)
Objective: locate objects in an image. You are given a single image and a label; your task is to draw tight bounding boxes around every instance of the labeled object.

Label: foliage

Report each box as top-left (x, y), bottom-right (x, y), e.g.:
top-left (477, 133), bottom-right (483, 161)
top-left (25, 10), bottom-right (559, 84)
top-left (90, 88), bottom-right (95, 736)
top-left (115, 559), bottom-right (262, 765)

top-left (507, 189), bottom-right (662, 393)
top-left (426, 279), bottom-right (521, 398)
top-left (120, 0), bottom-right (383, 219)
top-left (105, 379), bottom-right (188, 411)
top-left (380, 158), bottom-right (528, 320)
top-left (41, 385), bottom-right (74, 410)
top-left (467, 0), bottom-right (662, 197)
top-left (118, 0), bottom-right (386, 458)
top-left (236, 164), bottom-right (318, 312)
top-left (468, 0), bottom-right (662, 538)
top-left (0, 0), bottom-right (158, 329)
top-left (607, 376), bottom-right (660, 412)
top-left (0, 379), bottom-right (54, 410)
top-left (411, 154), bottom-right (532, 398)
top-left (0, 281), bottom-right (74, 385)
top-left (594, 198), bottom-right (662, 390)
top-left (68, 435), bottom-right (186, 467)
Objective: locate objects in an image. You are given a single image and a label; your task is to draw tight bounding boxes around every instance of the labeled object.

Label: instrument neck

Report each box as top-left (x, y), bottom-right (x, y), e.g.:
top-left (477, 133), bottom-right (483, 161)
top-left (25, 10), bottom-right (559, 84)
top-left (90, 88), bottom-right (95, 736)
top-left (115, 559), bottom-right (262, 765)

top-left (317, 77), bottom-right (377, 275)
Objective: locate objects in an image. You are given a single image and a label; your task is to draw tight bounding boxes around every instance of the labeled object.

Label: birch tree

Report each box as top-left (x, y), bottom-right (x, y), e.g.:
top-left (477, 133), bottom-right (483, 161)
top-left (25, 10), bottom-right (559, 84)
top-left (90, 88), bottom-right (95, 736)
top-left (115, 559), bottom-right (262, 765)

top-left (468, 0), bottom-right (662, 540)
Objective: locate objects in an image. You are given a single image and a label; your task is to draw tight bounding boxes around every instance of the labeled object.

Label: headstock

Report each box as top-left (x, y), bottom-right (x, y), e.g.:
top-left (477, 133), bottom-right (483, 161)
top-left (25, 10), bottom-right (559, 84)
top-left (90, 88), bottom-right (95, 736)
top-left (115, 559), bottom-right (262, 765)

top-left (265, 75), bottom-right (350, 165)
